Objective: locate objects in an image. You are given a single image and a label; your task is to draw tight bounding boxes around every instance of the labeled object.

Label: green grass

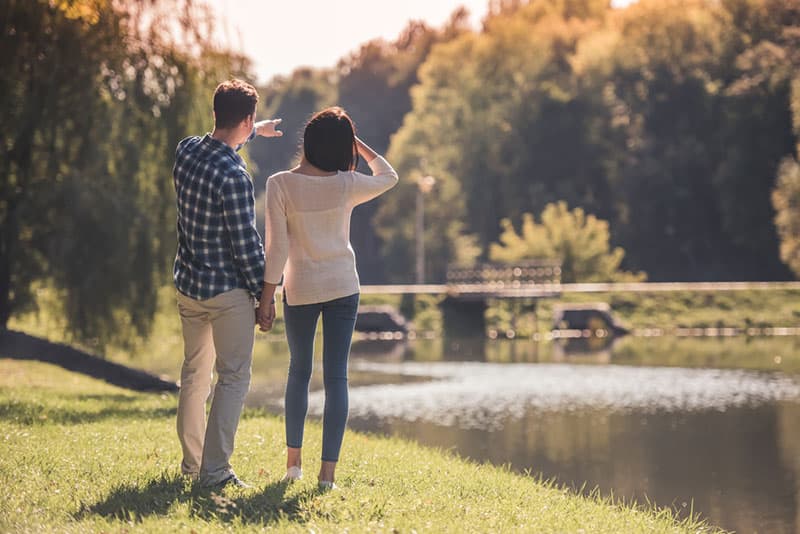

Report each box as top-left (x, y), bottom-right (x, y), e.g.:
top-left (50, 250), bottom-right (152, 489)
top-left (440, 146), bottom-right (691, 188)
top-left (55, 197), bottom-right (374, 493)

top-left (0, 359), bottom-right (721, 533)
top-left (485, 289), bottom-right (800, 337)
top-left (537, 289), bottom-right (800, 331)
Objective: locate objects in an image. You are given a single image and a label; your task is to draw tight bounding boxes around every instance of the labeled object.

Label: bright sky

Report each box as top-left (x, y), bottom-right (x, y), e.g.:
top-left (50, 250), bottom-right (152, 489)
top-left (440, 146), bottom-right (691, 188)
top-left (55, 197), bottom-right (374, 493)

top-left (205, 0), bottom-right (635, 83)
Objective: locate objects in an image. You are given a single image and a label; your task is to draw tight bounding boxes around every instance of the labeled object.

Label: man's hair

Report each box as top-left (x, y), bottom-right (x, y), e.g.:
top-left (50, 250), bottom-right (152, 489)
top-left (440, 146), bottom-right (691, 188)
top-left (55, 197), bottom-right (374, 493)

top-left (213, 79), bottom-right (258, 130)
top-left (303, 107), bottom-right (359, 172)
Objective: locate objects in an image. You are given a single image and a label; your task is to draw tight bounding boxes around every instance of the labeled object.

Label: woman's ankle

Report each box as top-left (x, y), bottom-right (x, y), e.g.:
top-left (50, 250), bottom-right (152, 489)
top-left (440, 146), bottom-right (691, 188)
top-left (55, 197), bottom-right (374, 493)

top-left (287, 447), bottom-right (302, 469)
top-left (318, 460), bottom-right (337, 482)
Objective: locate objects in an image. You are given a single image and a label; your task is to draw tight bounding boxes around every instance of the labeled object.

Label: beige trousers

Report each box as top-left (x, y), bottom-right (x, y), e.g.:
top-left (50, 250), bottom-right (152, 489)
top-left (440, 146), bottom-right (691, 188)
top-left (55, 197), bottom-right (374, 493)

top-left (176, 288), bottom-right (255, 485)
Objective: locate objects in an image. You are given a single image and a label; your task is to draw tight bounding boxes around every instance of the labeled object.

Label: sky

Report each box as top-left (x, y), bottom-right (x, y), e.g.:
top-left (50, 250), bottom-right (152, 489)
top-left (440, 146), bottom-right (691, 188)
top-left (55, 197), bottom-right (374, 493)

top-left (205, 0), bottom-right (635, 84)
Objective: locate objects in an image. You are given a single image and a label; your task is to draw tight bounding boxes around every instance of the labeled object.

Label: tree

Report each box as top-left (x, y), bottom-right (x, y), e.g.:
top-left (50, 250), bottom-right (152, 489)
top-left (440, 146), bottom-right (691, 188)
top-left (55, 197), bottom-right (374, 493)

top-left (489, 202), bottom-right (645, 283)
top-left (773, 158), bottom-right (800, 276)
top-left (377, 0), bottom-right (615, 281)
top-left (339, 14), bottom-right (473, 283)
top-left (605, 0), bottom-right (797, 280)
top-left (0, 0), bottom-right (250, 345)
top-left (731, 0), bottom-right (800, 279)
top-left (250, 68), bottom-right (336, 192)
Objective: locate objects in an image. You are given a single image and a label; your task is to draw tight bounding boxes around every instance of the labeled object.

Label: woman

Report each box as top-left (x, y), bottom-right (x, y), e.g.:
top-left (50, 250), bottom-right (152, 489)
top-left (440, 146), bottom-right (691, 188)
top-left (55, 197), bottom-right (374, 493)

top-left (257, 107), bottom-right (398, 490)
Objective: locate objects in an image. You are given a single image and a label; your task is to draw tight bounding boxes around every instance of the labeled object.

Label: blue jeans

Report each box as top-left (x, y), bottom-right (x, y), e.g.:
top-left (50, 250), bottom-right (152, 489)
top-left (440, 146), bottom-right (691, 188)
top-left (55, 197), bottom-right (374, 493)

top-left (283, 292), bottom-right (359, 462)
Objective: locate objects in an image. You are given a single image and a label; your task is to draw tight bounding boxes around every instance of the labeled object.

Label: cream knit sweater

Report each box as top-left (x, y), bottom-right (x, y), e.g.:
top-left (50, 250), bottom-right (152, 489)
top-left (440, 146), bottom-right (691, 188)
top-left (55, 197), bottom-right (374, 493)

top-left (263, 156), bottom-right (398, 305)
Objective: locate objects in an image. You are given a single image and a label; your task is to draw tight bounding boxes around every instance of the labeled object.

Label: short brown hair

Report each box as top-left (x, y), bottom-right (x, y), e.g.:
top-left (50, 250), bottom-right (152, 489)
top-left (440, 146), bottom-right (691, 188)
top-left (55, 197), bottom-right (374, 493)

top-left (213, 79), bottom-right (258, 129)
top-left (303, 107), bottom-right (358, 172)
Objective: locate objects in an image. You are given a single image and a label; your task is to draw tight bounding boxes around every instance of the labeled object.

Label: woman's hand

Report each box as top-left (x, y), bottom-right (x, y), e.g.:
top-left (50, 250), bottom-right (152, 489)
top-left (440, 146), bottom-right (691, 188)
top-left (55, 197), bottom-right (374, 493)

top-left (257, 301), bottom-right (276, 332)
top-left (256, 118), bottom-right (283, 138)
top-left (257, 281), bottom-right (279, 331)
top-left (355, 136), bottom-right (378, 163)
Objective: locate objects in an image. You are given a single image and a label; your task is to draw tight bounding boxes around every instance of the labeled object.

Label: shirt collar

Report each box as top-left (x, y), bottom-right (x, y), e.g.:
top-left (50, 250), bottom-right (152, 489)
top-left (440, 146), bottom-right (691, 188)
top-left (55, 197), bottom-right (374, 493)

top-left (201, 134), bottom-right (246, 169)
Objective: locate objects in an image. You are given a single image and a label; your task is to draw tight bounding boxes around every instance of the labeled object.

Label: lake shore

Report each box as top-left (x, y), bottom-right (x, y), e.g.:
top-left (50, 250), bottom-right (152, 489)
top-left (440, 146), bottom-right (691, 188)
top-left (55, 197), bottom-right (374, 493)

top-left (0, 358), bottom-right (721, 533)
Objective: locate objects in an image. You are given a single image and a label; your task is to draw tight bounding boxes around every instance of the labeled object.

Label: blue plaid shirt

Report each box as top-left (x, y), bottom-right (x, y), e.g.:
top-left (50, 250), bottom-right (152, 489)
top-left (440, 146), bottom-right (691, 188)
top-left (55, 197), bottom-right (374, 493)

top-left (173, 130), bottom-right (264, 301)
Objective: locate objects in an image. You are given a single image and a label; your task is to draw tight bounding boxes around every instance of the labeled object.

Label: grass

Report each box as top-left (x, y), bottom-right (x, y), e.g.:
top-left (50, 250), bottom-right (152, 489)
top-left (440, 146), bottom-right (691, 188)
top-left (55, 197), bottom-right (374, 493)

top-left (0, 359), bottom-right (722, 533)
top-left (482, 289), bottom-right (800, 337)
top-left (536, 289), bottom-right (800, 331)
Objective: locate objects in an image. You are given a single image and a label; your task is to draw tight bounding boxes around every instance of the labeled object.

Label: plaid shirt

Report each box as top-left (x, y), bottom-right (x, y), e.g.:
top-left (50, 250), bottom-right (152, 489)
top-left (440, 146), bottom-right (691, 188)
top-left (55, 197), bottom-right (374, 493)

top-left (173, 130), bottom-right (264, 301)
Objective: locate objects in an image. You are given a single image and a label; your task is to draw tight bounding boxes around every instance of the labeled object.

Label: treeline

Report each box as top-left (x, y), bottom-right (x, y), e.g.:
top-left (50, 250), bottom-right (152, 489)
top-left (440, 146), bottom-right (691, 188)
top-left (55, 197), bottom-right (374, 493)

top-left (1, 0), bottom-right (252, 343)
top-left (249, 0), bottom-right (800, 284)
top-left (4, 0), bottom-right (799, 346)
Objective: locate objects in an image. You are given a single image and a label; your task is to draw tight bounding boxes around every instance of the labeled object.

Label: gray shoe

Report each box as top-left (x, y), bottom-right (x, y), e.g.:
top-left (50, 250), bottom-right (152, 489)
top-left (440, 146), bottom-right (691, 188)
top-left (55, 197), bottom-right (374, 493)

top-left (209, 473), bottom-right (251, 489)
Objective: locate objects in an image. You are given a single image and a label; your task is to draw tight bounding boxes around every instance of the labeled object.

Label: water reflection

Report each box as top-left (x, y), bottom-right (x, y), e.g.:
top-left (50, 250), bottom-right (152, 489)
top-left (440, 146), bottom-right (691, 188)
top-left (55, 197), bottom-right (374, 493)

top-left (349, 403), bottom-right (800, 534)
top-left (319, 336), bottom-right (800, 532)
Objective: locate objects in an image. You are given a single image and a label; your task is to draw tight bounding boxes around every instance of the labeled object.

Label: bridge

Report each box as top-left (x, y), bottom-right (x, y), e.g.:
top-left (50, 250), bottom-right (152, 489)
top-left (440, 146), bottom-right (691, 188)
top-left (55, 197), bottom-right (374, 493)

top-left (359, 270), bottom-right (800, 337)
top-left (363, 260), bottom-right (563, 337)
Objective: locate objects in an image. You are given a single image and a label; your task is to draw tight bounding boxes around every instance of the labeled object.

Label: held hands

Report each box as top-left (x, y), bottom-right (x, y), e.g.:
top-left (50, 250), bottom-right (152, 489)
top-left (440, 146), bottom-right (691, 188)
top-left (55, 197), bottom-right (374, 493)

top-left (257, 301), bottom-right (276, 332)
top-left (257, 282), bottom-right (279, 332)
top-left (256, 119), bottom-right (283, 138)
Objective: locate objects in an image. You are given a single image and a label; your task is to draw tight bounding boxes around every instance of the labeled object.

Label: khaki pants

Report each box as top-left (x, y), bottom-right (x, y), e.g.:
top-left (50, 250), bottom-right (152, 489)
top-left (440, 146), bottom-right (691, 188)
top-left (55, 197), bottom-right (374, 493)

top-left (176, 288), bottom-right (255, 485)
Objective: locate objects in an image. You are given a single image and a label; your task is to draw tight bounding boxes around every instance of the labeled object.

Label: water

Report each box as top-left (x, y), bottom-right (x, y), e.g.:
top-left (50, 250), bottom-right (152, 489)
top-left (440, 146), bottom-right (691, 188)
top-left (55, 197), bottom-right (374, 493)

top-left (192, 335), bottom-right (800, 532)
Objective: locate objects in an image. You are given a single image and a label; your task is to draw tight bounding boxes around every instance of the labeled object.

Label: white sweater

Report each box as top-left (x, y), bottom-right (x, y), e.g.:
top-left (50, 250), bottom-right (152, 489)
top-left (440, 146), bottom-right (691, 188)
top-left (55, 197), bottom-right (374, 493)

top-left (263, 156), bottom-right (398, 305)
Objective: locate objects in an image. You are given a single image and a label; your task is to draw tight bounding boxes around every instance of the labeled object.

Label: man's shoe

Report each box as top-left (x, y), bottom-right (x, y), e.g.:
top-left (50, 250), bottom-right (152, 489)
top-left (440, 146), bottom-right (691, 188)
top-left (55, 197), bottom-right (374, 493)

top-left (211, 473), bottom-right (252, 489)
top-left (281, 465), bottom-right (303, 483)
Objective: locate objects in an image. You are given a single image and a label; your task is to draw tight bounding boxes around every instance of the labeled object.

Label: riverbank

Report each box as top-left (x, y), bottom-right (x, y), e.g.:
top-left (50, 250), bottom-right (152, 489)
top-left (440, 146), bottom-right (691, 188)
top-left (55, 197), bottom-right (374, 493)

top-left (484, 287), bottom-right (800, 338)
top-left (0, 358), bottom-right (718, 533)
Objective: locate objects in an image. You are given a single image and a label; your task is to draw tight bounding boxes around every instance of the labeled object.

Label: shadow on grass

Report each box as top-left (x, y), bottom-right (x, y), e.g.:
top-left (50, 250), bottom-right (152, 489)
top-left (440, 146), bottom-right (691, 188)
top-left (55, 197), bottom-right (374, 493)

top-left (0, 399), bottom-right (176, 425)
top-left (0, 330), bottom-right (178, 392)
top-left (79, 473), bottom-right (319, 526)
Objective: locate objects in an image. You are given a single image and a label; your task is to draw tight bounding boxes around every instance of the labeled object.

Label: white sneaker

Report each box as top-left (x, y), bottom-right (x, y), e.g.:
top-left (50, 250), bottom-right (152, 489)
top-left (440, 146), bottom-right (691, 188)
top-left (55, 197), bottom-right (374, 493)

top-left (318, 480), bottom-right (337, 491)
top-left (281, 465), bottom-right (302, 483)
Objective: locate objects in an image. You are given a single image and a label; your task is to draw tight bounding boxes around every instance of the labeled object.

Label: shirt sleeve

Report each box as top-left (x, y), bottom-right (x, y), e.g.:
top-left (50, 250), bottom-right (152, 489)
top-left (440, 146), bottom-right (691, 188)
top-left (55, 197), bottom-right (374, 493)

top-left (264, 176), bottom-right (289, 285)
top-left (349, 155), bottom-right (399, 206)
top-left (220, 171), bottom-right (265, 299)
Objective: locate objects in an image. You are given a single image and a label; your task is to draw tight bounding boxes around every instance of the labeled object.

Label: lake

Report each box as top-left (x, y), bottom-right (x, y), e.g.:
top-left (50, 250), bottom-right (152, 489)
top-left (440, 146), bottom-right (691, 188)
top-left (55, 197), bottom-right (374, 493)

top-left (155, 333), bottom-right (800, 533)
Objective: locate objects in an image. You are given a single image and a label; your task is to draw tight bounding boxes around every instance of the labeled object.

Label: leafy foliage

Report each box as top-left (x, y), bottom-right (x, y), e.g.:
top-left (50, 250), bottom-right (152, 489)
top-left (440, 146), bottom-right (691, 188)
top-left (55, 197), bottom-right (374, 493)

top-left (773, 157), bottom-right (800, 276)
top-left (0, 0), bottom-right (251, 344)
top-left (489, 202), bottom-right (645, 283)
top-left (374, 0), bottom-right (800, 282)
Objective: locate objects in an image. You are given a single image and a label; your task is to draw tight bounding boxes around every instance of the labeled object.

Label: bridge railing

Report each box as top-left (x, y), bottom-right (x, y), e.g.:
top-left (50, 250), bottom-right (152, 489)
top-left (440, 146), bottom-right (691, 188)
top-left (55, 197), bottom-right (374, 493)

top-left (447, 260), bottom-right (562, 287)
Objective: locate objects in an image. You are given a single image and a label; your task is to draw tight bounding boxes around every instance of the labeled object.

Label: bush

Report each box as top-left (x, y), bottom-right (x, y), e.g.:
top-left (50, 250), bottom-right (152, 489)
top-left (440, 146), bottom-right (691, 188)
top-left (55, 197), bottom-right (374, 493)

top-left (489, 202), bottom-right (646, 283)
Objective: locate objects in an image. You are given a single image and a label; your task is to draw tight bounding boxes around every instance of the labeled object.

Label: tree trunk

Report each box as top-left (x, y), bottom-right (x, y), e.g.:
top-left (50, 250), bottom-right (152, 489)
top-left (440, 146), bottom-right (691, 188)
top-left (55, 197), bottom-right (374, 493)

top-left (0, 203), bottom-right (15, 329)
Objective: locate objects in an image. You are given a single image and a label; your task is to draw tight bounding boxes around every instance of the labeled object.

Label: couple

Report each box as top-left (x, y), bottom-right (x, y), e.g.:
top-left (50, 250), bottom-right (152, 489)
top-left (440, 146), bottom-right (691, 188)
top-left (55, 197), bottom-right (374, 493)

top-left (172, 79), bottom-right (398, 490)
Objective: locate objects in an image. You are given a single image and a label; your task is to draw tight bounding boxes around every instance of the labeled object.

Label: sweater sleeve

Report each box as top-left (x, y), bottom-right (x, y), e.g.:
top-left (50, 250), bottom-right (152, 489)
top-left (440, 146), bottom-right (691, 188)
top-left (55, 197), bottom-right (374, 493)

top-left (349, 156), bottom-right (399, 206)
top-left (264, 176), bottom-right (289, 285)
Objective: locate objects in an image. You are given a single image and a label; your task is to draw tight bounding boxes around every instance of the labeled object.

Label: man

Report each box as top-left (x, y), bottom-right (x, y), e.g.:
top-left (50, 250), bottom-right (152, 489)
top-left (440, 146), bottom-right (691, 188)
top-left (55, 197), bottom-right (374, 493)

top-left (173, 79), bottom-right (281, 488)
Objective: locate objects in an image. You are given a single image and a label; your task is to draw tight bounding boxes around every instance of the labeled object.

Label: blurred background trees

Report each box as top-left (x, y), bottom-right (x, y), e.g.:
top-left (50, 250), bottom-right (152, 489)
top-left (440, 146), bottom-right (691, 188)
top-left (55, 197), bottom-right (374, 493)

top-left (3, 0), bottom-right (800, 346)
top-left (367, 0), bottom-right (800, 283)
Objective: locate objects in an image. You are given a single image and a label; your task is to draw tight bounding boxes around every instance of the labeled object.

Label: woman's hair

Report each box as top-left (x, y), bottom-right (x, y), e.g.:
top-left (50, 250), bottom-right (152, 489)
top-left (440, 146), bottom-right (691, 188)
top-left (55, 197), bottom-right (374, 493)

top-left (303, 107), bottom-right (358, 172)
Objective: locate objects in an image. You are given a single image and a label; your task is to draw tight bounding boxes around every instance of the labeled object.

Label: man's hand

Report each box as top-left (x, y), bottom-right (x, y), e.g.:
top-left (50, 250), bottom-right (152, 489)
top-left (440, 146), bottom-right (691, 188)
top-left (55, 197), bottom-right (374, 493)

top-left (257, 301), bottom-right (276, 332)
top-left (256, 119), bottom-right (283, 138)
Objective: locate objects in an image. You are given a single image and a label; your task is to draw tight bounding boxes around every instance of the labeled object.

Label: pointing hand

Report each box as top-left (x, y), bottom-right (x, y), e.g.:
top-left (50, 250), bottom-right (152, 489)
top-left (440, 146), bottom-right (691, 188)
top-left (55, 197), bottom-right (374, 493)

top-left (256, 118), bottom-right (283, 138)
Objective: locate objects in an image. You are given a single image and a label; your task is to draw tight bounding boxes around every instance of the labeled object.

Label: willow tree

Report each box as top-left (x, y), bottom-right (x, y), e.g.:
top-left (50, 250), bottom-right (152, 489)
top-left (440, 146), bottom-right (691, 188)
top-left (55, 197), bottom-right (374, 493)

top-left (0, 0), bottom-right (250, 346)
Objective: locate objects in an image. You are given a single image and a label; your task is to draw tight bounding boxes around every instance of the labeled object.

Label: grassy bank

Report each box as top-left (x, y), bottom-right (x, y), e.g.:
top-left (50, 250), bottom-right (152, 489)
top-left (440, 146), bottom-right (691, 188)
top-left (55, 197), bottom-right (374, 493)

top-left (0, 359), bottom-right (718, 533)
top-left (482, 288), bottom-right (800, 338)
